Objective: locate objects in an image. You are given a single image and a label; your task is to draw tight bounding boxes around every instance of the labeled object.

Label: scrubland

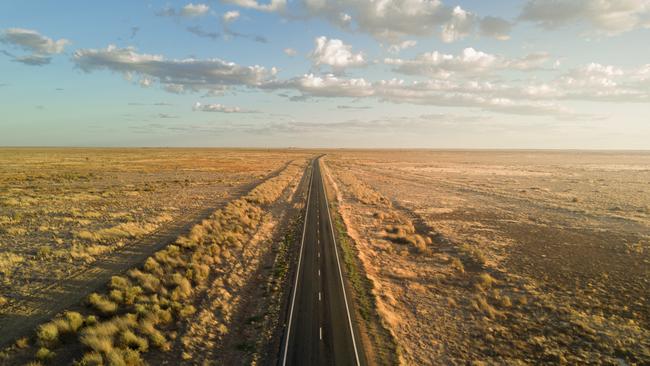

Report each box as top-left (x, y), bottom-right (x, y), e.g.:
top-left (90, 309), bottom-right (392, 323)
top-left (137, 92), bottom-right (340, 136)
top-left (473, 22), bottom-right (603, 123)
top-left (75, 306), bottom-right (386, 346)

top-left (323, 150), bottom-right (650, 365)
top-left (0, 148), bottom-right (310, 364)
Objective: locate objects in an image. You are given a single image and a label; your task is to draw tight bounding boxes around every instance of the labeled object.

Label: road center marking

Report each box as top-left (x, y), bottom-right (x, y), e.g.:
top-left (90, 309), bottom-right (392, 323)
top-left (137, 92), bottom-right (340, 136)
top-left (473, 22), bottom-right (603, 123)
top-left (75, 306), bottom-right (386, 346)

top-left (318, 269), bottom-right (320, 277)
top-left (320, 327), bottom-right (322, 340)
top-left (319, 292), bottom-right (321, 301)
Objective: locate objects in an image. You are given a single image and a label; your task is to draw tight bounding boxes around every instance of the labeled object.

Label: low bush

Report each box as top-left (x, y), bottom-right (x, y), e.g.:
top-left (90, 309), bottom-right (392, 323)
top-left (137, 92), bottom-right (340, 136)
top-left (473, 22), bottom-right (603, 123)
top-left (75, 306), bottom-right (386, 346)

top-left (88, 293), bottom-right (118, 315)
top-left (37, 323), bottom-right (59, 347)
top-left (19, 159), bottom-right (306, 365)
top-left (35, 347), bottom-right (55, 361)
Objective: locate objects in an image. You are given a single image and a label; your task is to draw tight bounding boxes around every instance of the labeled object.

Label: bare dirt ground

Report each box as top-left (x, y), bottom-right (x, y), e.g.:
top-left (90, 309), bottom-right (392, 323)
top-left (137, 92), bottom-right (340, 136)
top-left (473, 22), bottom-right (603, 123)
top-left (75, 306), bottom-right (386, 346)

top-left (324, 150), bottom-right (650, 365)
top-left (0, 148), bottom-right (309, 349)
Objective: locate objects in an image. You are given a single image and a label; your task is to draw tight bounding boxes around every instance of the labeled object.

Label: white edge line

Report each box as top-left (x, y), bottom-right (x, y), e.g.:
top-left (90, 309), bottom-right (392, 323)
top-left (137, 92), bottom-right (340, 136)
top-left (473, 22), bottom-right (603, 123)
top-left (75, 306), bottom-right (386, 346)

top-left (281, 161), bottom-right (314, 366)
top-left (320, 158), bottom-right (362, 366)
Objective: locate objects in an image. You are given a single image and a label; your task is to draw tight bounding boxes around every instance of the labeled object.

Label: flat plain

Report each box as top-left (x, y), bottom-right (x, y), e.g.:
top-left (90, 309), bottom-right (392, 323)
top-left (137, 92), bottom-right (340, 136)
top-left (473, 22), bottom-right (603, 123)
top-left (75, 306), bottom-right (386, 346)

top-left (1, 148), bottom-right (649, 365)
top-left (0, 148), bottom-right (311, 358)
top-left (324, 150), bottom-right (650, 365)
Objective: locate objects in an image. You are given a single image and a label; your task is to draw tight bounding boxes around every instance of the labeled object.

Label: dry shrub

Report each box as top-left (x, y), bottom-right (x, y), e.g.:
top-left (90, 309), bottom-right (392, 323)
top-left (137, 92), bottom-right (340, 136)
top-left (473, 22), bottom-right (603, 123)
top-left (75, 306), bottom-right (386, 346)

top-left (35, 347), bottom-right (55, 361)
top-left (37, 323), bottom-right (59, 347)
top-left (88, 293), bottom-right (118, 315)
top-left (19, 159), bottom-right (305, 365)
top-left (471, 295), bottom-right (500, 319)
top-left (138, 318), bottom-right (166, 348)
top-left (459, 243), bottom-right (487, 268)
top-left (450, 257), bottom-right (465, 273)
top-left (179, 305), bottom-right (196, 318)
top-left (16, 336), bottom-right (30, 349)
top-left (78, 351), bottom-right (103, 365)
top-left (119, 330), bottom-right (148, 352)
top-left (0, 252), bottom-right (24, 276)
top-left (474, 273), bottom-right (497, 292)
top-left (128, 269), bottom-right (161, 293)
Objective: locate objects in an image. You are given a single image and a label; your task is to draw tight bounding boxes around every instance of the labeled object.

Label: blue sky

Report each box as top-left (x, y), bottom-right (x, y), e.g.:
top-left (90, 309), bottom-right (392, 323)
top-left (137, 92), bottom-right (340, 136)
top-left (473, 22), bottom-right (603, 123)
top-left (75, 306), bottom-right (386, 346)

top-left (1, 0), bottom-right (649, 148)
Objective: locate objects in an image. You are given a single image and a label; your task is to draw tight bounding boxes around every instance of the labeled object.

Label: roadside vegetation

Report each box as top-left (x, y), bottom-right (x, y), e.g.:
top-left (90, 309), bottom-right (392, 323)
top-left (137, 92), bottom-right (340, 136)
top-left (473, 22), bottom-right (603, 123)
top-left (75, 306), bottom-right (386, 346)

top-left (321, 161), bottom-right (399, 366)
top-left (0, 156), bottom-right (308, 365)
top-left (324, 151), bottom-right (650, 365)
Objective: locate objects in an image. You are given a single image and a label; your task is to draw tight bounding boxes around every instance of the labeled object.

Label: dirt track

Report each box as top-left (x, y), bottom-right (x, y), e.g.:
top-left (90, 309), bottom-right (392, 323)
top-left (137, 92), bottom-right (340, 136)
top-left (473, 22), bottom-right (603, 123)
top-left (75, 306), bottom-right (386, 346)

top-left (0, 162), bottom-right (291, 350)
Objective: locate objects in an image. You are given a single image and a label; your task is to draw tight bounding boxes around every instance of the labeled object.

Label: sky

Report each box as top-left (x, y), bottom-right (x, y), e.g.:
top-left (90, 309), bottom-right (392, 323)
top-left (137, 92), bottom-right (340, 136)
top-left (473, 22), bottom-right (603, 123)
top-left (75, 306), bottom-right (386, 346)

top-left (1, 0), bottom-right (649, 148)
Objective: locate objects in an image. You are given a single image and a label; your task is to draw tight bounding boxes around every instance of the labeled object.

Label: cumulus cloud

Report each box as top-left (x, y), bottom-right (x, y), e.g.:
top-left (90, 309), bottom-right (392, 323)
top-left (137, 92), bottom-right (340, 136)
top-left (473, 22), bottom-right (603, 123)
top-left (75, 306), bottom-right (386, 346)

top-left (73, 45), bottom-right (277, 93)
top-left (385, 47), bottom-right (551, 78)
top-left (523, 62), bottom-right (650, 102)
top-left (274, 73), bottom-right (374, 98)
top-left (441, 6), bottom-right (476, 43)
top-left (181, 3), bottom-right (210, 17)
top-left (0, 28), bottom-right (69, 65)
top-left (310, 36), bottom-right (365, 70)
top-left (223, 10), bottom-right (241, 22)
top-left (223, 0), bottom-right (286, 12)
top-left (73, 45), bottom-right (649, 118)
top-left (269, 73), bottom-right (568, 116)
top-left (193, 101), bottom-right (257, 113)
top-left (301, 0), bottom-right (510, 43)
top-left (520, 0), bottom-right (650, 35)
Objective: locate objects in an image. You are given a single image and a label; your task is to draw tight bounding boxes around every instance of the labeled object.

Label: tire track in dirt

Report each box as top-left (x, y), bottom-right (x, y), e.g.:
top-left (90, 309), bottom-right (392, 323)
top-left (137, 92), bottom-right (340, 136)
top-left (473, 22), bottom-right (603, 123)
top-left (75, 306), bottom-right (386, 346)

top-left (0, 162), bottom-right (293, 350)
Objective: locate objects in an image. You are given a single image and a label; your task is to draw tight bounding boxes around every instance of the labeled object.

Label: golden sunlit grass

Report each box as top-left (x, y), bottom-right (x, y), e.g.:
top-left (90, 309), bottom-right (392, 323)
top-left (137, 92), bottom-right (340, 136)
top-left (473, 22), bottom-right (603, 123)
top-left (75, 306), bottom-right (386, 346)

top-left (2, 156), bottom-right (307, 365)
top-left (0, 148), bottom-right (310, 357)
top-left (324, 150), bottom-right (650, 365)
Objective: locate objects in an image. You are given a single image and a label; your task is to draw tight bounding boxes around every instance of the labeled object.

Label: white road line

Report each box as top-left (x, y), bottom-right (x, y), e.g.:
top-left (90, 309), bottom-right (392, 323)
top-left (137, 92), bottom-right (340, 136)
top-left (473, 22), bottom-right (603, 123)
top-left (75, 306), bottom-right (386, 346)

top-left (320, 327), bottom-right (322, 340)
top-left (318, 269), bottom-right (320, 277)
top-left (281, 162), bottom-right (314, 366)
top-left (320, 159), bottom-right (362, 366)
top-left (319, 292), bottom-right (321, 301)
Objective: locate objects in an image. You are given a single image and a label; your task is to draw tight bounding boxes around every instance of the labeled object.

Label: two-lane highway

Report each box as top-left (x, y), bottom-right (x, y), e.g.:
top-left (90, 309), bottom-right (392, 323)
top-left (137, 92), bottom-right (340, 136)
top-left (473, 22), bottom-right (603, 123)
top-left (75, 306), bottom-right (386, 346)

top-left (281, 157), bottom-right (365, 366)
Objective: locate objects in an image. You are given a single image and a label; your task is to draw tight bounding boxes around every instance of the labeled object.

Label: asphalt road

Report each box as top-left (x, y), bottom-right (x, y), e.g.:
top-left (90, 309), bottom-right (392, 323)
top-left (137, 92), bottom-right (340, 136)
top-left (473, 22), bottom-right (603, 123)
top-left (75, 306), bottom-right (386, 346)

top-left (281, 158), bottom-right (365, 366)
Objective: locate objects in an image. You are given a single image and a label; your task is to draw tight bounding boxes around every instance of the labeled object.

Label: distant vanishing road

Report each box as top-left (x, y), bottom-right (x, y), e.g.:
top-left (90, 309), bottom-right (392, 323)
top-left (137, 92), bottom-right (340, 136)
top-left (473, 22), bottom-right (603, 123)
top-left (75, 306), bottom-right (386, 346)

top-left (280, 157), bottom-right (366, 366)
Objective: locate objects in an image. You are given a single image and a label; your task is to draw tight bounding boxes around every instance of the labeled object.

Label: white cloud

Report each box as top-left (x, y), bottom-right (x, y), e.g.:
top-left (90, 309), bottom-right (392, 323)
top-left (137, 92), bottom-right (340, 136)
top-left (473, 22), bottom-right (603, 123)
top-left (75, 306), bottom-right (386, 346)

top-left (300, 0), bottom-right (509, 43)
top-left (1, 28), bottom-right (69, 57)
top-left (520, 0), bottom-right (650, 35)
top-left (280, 73), bottom-right (374, 97)
top-left (73, 45), bottom-right (277, 93)
top-left (284, 48), bottom-right (298, 56)
top-left (385, 47), bottom-right (551, 78)
top-left (387, 40), bottom-right (417, 54)
top-left (269, 73), bottom-right (569, 116)
top-left (516, 62), bottom-right (650, 103)
top-left (0, 28), bottom-right (69, 66)
top-left (441, 6), bottom-right (476, 43)
top-left (223, 10), bottom-right (241, 22)
top-left (181, 3), bottom-right (210, 17)
top-left (310, 36), bottom-right (365, 70)
top-left (223, 0), bottom-right (286, 12)
top-left (193, 102), bottom-right (256, 113)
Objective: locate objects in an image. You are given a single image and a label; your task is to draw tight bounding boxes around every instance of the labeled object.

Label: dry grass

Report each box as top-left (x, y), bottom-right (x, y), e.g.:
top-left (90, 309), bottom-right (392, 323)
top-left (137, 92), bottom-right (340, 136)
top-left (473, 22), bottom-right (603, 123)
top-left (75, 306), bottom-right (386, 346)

top-left (2, 156), bottom-right (307, 365)
top-left (325, 151), bottom-right (650, 365)
top-left (0, 149), bottom-right (310, 333)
